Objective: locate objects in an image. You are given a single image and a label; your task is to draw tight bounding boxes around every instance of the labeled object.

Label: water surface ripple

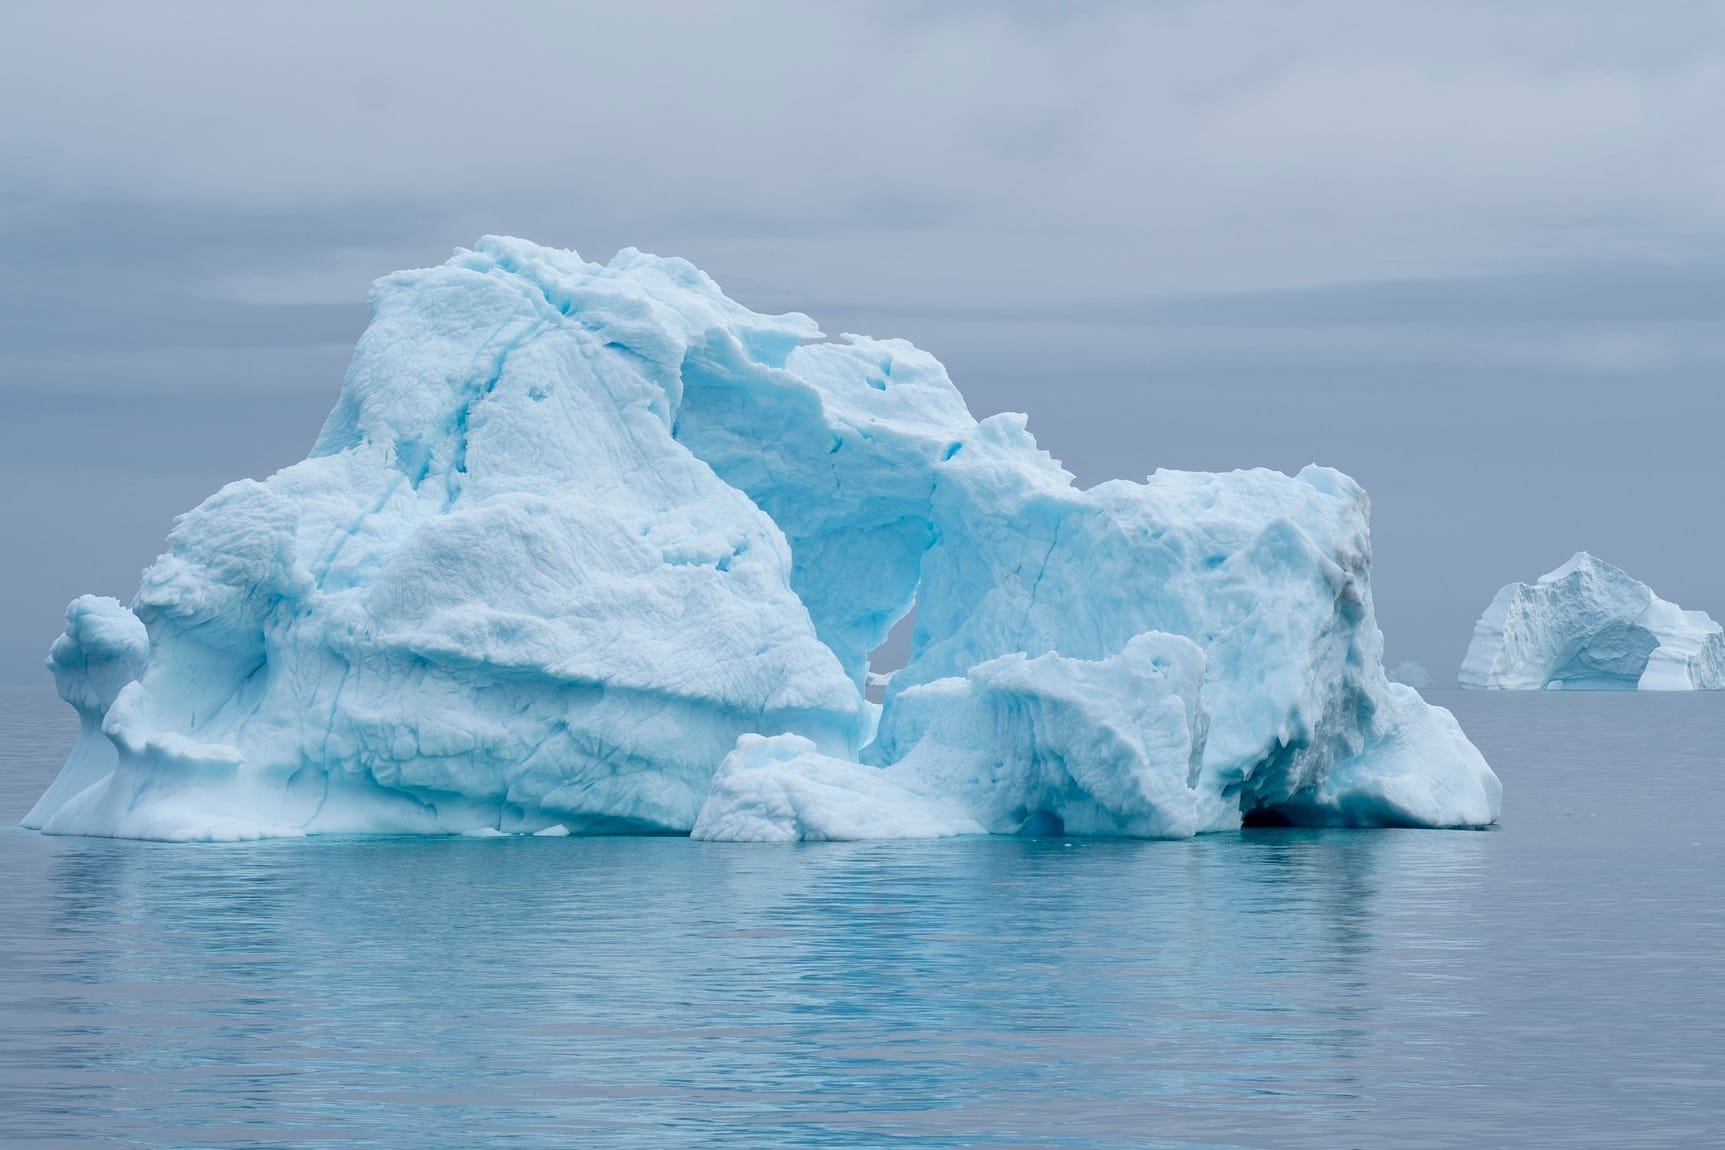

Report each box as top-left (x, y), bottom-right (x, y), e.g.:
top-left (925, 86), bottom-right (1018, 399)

top-left (2, 686), bottom-right (1720, 1148)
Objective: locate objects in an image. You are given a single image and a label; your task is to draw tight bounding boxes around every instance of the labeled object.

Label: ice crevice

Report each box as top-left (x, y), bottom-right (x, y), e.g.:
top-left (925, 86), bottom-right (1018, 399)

top-left (24, 237), bottom-right (1499, 842)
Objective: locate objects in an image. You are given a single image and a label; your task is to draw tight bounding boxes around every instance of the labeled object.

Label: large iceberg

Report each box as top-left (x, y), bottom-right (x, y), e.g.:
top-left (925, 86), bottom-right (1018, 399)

top-left (1460, 552), bottom-right (1725, 690)
top-left (25, 238), bottom-right (1499, 841)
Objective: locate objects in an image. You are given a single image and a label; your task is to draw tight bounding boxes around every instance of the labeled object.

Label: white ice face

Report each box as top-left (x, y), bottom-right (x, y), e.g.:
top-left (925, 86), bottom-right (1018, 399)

top-left (1460, 552), bottom-right (1725, 691)
top-left (28, 237), bottom-right (1499, 841)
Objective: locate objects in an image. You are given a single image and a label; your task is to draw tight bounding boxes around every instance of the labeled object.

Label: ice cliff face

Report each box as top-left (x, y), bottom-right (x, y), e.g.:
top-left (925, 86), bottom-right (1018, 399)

top-left (1460, 552), bottom-right (1725, 691)
top-left (26, 238), bottom-right (1500, 841)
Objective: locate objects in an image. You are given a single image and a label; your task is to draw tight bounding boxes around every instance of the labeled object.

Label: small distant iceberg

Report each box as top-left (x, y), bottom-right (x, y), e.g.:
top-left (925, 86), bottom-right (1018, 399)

top-left (1460, 552), bottom-right (1725, 691)
top-left (1387, 661), bottom-right (1436, 689)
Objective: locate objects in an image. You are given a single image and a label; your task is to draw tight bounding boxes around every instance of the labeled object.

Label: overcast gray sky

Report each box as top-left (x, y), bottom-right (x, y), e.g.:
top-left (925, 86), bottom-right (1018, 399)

top-left (2, 0), bottom-right (1722, 683)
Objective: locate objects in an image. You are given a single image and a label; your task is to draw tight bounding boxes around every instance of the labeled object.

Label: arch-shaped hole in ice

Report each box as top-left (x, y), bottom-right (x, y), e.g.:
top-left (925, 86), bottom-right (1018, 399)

top-left (864, 606), bottom-right (918, 703)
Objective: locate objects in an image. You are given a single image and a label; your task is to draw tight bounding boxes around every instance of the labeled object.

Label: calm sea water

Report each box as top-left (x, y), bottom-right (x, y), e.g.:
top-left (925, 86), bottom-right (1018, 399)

top-left (1, 684), bottom-right (1720, 1149)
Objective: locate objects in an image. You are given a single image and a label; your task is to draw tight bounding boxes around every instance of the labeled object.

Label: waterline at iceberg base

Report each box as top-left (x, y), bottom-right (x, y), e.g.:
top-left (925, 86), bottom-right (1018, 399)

top-left (24, 238), bottom-right (1500, 842)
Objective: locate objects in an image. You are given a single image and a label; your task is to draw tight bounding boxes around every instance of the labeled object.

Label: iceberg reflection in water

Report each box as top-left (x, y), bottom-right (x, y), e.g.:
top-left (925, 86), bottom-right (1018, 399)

top-left (2, 687), bottom-right (1721, 1148)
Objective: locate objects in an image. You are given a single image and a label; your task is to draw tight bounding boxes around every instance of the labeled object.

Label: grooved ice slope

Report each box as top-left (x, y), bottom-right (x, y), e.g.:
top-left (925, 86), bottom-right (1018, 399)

top-left (1460, 552), bottom-right (1725, 690)
top-left (26, 238), bottom-right (1499, 841)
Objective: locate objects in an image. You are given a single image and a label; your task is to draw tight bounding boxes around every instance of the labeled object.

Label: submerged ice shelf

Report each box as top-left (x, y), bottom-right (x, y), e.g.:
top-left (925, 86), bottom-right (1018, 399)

top-left (1461, 552), bottom-right (1724, 691)
top-left (25, 238), bottom-right (1499, 841)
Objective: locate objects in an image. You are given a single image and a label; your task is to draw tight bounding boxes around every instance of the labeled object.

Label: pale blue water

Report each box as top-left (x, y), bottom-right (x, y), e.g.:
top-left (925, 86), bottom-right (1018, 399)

top-left (2, 685), bottom-right (1721, 1149)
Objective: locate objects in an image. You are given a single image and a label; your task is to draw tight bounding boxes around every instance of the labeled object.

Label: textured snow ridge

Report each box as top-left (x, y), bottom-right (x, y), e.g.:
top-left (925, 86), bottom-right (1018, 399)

top-left (1460, 552), bottom-right (1725, 691)
top-left (27, 237), bottom-right (1499, 841)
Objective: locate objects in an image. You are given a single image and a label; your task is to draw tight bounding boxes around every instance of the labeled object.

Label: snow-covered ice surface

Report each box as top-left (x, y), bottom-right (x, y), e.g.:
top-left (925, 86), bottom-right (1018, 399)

top-left (1460, 552), bottom-right (1725, 691)
top-left (1388, 661), bottom-right (1437, 689)
top-left (26, 238), bottom-right (1499, 841)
